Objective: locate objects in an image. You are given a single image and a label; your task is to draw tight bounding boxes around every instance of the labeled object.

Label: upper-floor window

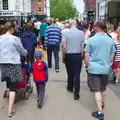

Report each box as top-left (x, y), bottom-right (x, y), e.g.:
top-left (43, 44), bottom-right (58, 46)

top-left (2, 0), bottom-right (8, 10)
top-left (38, 0), bottom-right (41, 3)
top-left (39, 7), bottom-right (42, 13)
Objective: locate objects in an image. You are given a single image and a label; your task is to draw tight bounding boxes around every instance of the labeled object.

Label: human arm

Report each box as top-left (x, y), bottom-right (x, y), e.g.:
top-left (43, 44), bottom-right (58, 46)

top-left (84, 39), bottom-right (91, 67)
top-left (81, 41), bottom-right (84, 58)
top-left (44, 63), bottom-right (48, 81)
top-left (59, 29), bottom-right (62, 43)
top-left (62, 34), bottom-right (67, 62)
top-left (15, 37), bottom-right (27, 57)
top-left (81, 32), bottom-right (85, 58)
top-left (84, 51), bottom-right (89, 68)
top-left (110, 43), bottom-right (116, 64)
top-left (44, 28), bottom-right (48, 48)
top-left (110, 53), bottom-right (115, 64)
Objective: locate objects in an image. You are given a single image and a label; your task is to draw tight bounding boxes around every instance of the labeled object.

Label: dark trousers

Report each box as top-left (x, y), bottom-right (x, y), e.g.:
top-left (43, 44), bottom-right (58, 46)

top-left (41, 36), bottom-right (45, 49)
top-left (65, 53), bottom-right (82, 96)
top-left (26, 52), bottom-right (35, 81)
top-left (47, 47), bottom-right (59, 69)
top-left (36, 83), bottom-right (45, 103)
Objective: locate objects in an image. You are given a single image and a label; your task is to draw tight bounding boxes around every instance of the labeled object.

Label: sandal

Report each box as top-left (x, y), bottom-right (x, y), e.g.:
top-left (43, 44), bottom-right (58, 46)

top-left (8, 109), bottom-right (16, 117)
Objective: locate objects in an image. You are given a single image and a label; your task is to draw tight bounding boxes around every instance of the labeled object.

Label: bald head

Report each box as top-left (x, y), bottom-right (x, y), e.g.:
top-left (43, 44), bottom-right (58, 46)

top-left (70, 20), bottom-right (77, 27)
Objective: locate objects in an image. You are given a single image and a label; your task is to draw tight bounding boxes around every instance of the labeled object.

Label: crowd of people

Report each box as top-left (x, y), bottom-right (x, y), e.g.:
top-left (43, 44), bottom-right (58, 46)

top-left (0, 18), bottom-right (120, 120)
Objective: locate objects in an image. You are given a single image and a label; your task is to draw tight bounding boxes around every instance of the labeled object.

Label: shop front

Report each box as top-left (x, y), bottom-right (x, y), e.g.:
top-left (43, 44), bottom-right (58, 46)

top-left (96, 0), bottom-right (120, 22)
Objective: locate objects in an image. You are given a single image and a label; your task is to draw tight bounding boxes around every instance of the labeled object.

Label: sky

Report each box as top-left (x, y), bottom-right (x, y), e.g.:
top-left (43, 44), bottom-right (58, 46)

top-left (74, 0), bottom-right (84, 14)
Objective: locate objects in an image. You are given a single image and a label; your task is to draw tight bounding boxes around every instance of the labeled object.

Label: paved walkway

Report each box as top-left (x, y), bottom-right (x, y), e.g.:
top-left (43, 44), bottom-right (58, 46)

top-left (0, 55), bottom-right (120, 120)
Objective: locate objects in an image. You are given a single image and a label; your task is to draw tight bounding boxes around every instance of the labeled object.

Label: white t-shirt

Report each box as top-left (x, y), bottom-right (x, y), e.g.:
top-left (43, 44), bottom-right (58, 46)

top-left (34, 21), bottom-right (41, 30)
top-left (110, 32), bottom-right (118, 40)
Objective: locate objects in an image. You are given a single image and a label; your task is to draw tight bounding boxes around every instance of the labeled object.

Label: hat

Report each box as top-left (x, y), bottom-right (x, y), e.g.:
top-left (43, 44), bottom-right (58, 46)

top-left (35, 50), bottom-right (42, 59)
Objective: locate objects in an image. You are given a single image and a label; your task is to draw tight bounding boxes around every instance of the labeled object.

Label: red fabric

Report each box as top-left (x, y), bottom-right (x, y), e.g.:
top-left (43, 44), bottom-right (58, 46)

top-left (112, 61), bottom-right (120, 72)
top-left (16, 68), bottom-right (26, 89)
top-left (32, 60), bottom-right (46, 82)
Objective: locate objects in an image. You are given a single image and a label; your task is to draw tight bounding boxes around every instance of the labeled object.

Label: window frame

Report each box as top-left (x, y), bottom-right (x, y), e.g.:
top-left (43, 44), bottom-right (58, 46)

top-left (2, 0), bottom-right (9, 10)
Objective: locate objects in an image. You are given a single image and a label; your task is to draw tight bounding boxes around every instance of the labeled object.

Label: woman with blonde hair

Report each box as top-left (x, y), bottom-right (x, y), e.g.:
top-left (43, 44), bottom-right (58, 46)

top-left (0, 21), bottom-right (27, 117)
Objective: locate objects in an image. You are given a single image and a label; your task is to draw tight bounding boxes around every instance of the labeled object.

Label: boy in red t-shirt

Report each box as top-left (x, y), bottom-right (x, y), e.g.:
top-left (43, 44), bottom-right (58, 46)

top-left (32, 50), bottom-right (48, 108)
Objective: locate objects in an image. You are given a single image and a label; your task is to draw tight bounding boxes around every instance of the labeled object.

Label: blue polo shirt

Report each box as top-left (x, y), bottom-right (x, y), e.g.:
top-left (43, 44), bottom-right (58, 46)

top-left (85, 32), bottom-right (116, 74)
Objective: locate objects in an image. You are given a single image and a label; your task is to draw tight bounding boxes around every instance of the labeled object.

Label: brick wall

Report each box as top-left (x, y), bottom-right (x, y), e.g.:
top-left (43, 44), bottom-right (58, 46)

top-left (31, 0), bottom-right (45, 15)
top-left (84, 0), bottom-right (96, 10)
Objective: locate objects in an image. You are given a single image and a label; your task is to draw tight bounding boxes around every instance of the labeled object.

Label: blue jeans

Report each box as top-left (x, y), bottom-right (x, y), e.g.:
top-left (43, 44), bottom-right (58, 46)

top-left (47, 47), bottom-right (59, 69)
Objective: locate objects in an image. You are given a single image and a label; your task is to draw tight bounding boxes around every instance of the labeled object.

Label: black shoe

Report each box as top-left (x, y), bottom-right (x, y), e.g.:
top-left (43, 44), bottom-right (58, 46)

top-left (55, 69), bottom-right (59, 73)
top-left (92, 111), bottom-right (104, 120)
top-left (74, 95), bottom-right (80, 100)
top-left (67, 88), bottom-right (73, 93)
top-left (38, 102), bottom-right (43, 109)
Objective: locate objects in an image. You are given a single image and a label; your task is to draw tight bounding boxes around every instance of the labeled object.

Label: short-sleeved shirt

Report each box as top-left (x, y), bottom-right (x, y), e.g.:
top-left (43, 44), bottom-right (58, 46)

top-left (85, 32), bottom-right (116, 74)
top-left (40, 22), bottom-right (48, 37)
top-left (63, 27), bottom-right (85, 53)
top-left (114, 40), bottom-right (120, 61)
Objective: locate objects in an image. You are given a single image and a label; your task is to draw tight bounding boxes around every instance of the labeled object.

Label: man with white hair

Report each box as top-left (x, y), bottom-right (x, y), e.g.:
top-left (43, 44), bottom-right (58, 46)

top-left (62, 20), bottom-right (85, 100)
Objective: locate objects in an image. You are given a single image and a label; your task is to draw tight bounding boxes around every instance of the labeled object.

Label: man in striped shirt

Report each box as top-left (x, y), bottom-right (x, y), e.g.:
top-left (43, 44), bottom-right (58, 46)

top-left (45, 19), bottom-right (62, 72)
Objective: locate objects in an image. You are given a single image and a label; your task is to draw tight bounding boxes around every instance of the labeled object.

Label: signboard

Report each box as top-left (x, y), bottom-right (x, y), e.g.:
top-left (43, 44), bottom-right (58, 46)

top-left (0, 12), bottom-right (21, 16)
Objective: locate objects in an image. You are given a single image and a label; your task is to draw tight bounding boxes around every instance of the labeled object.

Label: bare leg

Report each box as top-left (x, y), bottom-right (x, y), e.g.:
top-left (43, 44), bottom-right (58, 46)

top-left (101, 90), bottom-right (106, 103)
top-left (95, 92), bottom-right (103, 111)
top-left (118, 69), bottom-right (120, 82)
top-left (8, 91), bottom-right (15, 114)
top-left (115, 70), bottom-right (119, 85)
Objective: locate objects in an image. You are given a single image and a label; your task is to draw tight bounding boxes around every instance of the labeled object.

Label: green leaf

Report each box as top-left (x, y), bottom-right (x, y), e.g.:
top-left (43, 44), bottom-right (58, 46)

top-left (50, 0), bottom-right (78, 20)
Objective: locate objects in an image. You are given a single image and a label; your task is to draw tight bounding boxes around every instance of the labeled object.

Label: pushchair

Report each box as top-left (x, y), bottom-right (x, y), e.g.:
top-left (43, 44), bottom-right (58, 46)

top-left (3, 57), bottom-right (33, 100)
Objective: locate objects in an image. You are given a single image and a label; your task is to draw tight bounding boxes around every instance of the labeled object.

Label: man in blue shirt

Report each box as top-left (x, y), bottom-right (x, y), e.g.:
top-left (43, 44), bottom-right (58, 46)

top-left (85, 20), bottom-right (116, 120)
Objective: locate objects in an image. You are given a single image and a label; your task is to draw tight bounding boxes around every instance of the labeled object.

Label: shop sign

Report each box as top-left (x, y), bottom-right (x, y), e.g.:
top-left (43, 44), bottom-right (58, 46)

top-left (0, 12), bottom-right (14, 16)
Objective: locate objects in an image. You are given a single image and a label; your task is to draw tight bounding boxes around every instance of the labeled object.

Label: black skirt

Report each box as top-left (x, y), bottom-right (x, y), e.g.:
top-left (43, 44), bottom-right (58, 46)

top-left (0, 64), bottom-right (22, 83)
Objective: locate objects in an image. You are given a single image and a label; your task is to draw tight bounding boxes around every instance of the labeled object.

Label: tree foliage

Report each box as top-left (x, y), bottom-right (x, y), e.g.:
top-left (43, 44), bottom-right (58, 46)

top-left (50, 0), bottom-right (78, 20)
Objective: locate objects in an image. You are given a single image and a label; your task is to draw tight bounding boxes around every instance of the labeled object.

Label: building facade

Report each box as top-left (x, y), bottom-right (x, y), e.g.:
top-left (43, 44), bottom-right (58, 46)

top-left (31, 0), bottom-right (50, 18)
top-left (83, 0), bottom-right (96, 20)
top-left (96, 0), bottom-right (120, 21)
top-left (0, 0), bottom-right (31, 17)
top-left (31, 0), bottom-right (45, 15)
top-left (96, 0), bottom-right (107, 20)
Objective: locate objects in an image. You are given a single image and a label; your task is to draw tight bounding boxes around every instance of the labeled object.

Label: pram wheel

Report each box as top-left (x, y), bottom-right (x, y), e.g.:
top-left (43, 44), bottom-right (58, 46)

top-left (30, 86), bottom-right (33, 93)
top-left (3, 90), bottom-right (7, 98)
top-left (25, 92), bottom-right (29, 100)
top-left (21, 92), bottom-right (25, 99)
